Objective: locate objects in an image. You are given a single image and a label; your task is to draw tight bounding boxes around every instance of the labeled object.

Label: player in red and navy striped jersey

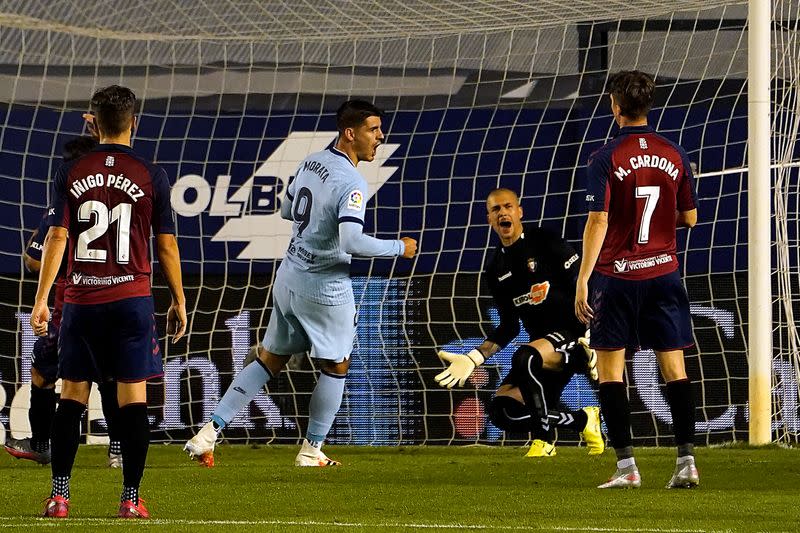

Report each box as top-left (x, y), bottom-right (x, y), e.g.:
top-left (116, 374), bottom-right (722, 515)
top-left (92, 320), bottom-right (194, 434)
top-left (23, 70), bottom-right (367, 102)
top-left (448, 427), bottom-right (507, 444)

top-left (5, 136), bottom-right (124, 469)
top-left (31, 86), bottom-right (187, 518)
top-left (575, 71), bottom-right (699, 489)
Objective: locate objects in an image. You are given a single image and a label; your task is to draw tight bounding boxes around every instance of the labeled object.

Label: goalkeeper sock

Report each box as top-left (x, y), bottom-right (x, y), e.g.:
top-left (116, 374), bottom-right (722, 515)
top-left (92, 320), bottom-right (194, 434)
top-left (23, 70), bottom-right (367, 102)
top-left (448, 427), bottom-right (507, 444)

top-left (212, 358), bottom-right (272, 429)
top-left (665, 378), bottom-right (696, 456)
top-left (547, 408), bottom-right (588, 431)
top-left (306, 370), bottom-right (346, 443)
top-left (598, 381), bottom-right (632, 450)
top-left (29, 384), bottom-right (56, 453)
top-left (510, 345), bottom-right (550, 440)
top-left (50, 399), bottom-right (85, 482)
top-left (119, 403), bottom-right (149, 506)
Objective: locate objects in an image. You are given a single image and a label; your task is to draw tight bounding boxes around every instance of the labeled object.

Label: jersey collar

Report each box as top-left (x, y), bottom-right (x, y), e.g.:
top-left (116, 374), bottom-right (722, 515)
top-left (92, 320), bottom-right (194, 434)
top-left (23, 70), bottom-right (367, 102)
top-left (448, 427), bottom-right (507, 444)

top-left (615, 125), bottom-right (654, 137)
top-left (329, 145), bottom-right (356, 168)
top-left (94, 143), bottom-right (135, 154)
top-left (500, 231), bottom-right (525, 253)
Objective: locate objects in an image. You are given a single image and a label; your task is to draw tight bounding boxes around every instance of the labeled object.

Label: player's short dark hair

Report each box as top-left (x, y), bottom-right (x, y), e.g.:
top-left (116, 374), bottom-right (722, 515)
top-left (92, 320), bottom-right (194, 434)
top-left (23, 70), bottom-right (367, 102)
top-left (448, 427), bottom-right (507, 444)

top-left (487, 188), bottom-right (520, 203)
top-left (336, 100), bottom-right (383, 131)
top-left (62, 136), bottom-right (98, 162)
top-left (90, 85), bottom-right (137, 136)
top-left (608, 70), bottom-right (655, 119)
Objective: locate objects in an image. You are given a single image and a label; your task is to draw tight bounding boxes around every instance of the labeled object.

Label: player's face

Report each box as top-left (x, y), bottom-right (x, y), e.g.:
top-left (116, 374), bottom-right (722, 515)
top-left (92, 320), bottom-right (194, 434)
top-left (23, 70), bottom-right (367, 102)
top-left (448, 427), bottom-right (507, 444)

top-left (487, 192), bottom-right (523, 245)
top-left (352, 115), bottom-right (384, 163)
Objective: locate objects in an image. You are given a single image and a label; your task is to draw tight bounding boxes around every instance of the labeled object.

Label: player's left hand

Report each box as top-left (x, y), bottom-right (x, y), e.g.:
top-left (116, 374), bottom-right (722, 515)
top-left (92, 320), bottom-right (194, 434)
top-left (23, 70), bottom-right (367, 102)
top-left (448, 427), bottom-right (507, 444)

top-left (575, 280), bottom-right (593, 325)
top-left (82, 113), bottom-right (99, 140)
top-left (435, 349), bottom-right (485, 388)
top-left (31, 300), bottom-right (50, 337)
top-left (167, 301), bottom-right (187, 343)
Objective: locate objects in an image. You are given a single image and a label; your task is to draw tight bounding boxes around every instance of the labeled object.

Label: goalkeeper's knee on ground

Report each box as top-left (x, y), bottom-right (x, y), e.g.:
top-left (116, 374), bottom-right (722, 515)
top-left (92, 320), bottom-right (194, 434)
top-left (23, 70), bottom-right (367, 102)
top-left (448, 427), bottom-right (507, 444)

top-left (488, 395), bottom-right (533, 433)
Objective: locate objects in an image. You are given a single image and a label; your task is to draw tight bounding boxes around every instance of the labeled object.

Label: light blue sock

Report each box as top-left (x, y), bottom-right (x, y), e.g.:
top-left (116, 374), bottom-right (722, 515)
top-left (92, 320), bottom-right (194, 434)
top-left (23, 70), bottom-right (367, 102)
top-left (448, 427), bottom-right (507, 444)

top-left (306, 371), bottom-right (346, 443)
top-left (212, 361), bottom-right (271, 429)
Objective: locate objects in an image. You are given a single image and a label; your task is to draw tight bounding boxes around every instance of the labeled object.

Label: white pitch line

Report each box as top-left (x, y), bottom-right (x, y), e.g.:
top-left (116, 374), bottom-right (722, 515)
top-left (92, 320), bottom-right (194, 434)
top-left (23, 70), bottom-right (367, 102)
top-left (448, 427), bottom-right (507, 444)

top-left (0, 517), bottom-right (729, 532)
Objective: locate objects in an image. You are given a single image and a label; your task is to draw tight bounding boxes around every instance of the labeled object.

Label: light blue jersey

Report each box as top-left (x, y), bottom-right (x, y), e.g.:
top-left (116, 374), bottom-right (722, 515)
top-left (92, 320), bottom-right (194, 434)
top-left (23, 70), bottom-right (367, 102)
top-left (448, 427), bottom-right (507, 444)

top-left (277, 146), bottom-right (403, 305)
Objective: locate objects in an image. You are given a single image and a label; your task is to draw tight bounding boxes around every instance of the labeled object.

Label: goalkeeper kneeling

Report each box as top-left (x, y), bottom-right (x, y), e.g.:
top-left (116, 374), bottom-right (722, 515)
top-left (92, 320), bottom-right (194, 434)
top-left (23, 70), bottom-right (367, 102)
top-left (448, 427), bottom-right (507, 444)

top-left (435, 188), bottom-right (604, 457)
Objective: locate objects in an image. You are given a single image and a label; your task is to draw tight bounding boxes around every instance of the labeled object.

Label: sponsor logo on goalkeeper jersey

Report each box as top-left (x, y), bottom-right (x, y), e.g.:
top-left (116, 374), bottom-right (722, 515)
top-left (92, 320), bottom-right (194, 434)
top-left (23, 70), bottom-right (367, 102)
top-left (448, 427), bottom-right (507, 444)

top-left (512, 281), bottom-right (550, 306)
top-left (613, 253), bottom-right (672, 273)
top-left (169, 132), bottom-right (399, 259)
top-left (70, 272), bottom-right (135, 286)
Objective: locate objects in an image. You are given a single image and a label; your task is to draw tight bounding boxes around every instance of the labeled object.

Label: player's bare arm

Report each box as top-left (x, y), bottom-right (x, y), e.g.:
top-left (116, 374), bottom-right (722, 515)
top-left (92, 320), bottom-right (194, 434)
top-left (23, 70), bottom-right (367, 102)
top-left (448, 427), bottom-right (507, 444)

top-left (575, 210), bottom-right (608, 325)
top-left (156, 233), bottom-right (187, 342)
top-left (676, 208), bottom-right (697, 228)
top-left (31, 226), bottom-right (67, 336)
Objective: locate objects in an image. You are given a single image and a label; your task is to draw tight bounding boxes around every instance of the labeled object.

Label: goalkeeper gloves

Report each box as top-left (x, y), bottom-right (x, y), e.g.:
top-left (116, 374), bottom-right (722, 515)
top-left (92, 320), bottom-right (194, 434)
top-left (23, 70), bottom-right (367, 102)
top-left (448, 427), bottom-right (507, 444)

top-left (435, 349), bottom-right (485, 388)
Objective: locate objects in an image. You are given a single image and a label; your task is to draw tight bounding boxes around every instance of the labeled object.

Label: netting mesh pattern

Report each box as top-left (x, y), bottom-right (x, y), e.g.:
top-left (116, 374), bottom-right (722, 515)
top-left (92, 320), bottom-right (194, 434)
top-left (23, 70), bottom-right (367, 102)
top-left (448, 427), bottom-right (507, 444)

top-left (0, 1), bottom-right (798, 446)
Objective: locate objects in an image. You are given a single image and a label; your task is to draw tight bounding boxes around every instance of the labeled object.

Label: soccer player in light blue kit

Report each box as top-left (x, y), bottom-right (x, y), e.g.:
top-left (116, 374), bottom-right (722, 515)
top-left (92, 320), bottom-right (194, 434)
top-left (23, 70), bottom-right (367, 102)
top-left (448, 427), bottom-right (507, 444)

top-left (185, 100), bottom-right (417, 466)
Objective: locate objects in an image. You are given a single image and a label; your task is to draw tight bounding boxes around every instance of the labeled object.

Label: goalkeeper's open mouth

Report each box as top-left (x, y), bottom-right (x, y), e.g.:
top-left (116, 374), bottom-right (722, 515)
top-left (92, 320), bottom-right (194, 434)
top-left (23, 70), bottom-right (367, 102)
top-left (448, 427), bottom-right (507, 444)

top-left (499, 220), bottom-right (513, 229)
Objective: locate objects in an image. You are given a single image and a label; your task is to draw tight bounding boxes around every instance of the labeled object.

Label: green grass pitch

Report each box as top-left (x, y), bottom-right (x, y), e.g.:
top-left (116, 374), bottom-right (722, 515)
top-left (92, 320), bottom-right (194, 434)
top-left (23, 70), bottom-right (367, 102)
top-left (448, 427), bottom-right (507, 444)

top-left (2, 445), bottom-right (799, 532)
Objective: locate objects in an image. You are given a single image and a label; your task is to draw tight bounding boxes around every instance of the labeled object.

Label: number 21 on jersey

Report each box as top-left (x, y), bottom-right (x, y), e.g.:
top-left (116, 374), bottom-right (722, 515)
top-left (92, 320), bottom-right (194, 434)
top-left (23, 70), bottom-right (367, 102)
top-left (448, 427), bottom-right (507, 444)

top-left (75, 200), bottom-right (132, 264)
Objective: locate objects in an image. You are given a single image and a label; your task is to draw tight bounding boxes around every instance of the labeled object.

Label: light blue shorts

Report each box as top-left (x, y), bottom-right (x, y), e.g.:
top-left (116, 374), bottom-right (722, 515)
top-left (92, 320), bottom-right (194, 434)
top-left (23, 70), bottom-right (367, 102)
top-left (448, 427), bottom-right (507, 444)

top-left (262, 280), bottom-right (356, 362)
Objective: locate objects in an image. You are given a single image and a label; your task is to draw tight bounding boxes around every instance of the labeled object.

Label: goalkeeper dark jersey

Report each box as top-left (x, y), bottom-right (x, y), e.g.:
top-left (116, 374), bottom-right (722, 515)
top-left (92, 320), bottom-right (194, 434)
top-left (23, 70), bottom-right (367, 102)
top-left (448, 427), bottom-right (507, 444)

top-left (485, 225), bottom-right (584, 348)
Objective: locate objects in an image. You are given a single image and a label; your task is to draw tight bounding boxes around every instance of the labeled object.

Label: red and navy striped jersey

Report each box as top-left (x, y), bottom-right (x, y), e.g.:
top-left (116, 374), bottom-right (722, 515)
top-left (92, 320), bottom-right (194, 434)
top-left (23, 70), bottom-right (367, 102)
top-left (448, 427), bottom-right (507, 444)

top-left (48, 144), bottom-right (175, 304)
top-left (585, 125), bottom-right (697, 280)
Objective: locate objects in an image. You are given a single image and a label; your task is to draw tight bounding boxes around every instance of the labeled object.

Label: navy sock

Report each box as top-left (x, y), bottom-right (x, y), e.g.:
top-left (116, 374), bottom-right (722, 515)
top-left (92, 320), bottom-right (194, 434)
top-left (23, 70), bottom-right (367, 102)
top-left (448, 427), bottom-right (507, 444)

top-left (666, 378), bottom-right (696, 456)
top-left (98, 381), bottom-right (122, 447)
top-left (50, 399), bottom-right (85, 497)
top-left (118, 403), bottom-right (149, 506)
top-left (598, 381), bottom-right (631, 450)
top-left (29, 385), bottom-right (56, 453)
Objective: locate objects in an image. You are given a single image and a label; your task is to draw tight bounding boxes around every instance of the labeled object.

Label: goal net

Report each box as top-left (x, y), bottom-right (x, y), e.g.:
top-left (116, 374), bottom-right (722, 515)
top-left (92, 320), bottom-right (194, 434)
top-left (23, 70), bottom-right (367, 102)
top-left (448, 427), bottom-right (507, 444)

top-left (1, 0), bottom-right (798, 447)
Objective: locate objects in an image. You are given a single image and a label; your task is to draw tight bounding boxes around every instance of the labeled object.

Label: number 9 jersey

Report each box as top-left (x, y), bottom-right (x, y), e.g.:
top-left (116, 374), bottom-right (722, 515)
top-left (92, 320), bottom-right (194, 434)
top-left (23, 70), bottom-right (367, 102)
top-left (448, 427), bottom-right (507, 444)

top-left (48, 143), bottom-right (175, 305)
top-left (585, 125), bottom-right (697, 280)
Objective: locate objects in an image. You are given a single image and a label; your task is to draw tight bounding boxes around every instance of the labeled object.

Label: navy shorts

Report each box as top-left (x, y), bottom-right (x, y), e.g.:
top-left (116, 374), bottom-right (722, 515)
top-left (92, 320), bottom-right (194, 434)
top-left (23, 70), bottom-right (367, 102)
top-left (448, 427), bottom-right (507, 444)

top-left (59, 296), bottom-right (163, 383)
top-left (31, 322), bottom-right (59, 384)
top-left (589, 270), bottom-right (694, 351)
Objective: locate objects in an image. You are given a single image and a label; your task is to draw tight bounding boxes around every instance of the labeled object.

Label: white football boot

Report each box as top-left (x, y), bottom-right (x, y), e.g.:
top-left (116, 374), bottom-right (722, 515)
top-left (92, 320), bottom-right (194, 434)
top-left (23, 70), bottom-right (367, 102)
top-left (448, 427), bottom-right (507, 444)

top-left (598, 468), bottom-right (642, 489)
top-left (294, 439), bottom-right (341, 467)
top-left (184, 421), bottom-right (219, 467)
top-left (666, 459), bottom-right (699, 488)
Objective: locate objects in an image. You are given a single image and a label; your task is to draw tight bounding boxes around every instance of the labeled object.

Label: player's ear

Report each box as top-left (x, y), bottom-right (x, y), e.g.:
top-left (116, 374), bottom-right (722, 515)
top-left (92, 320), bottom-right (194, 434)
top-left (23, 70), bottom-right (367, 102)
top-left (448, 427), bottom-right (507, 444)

top-left (131, 115), bottom-right (137, 133)
top-left (343, 127), bottom-right (355, 142)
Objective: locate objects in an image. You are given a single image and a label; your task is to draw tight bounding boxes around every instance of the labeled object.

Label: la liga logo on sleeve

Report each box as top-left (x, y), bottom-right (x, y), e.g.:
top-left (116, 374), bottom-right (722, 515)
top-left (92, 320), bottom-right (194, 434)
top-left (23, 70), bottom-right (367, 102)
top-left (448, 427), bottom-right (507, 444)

top-left (347, 190), bottom-right (364, 211)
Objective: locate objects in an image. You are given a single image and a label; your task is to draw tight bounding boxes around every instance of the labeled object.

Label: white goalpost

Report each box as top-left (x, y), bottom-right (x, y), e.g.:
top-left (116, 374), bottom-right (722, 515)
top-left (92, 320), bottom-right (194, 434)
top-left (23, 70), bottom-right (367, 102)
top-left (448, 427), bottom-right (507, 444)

top-left (748, 0), bottom-right (772, 446)
top-left (0, 0), bottom-right (798, 447)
